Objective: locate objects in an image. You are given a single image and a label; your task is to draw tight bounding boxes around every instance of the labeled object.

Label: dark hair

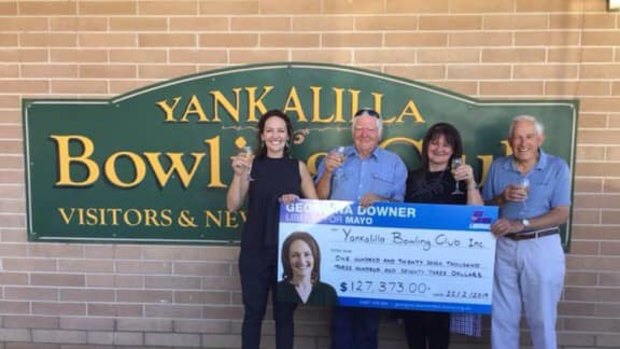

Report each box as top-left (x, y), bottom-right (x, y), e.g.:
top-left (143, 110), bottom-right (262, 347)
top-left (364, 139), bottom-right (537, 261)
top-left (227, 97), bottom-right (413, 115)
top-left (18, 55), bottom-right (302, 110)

top-left (420, 122), bottom-right (463, 171)
top-left (281, 231), bottom-right (321, 283)
top-left (255, 109), bottom-right (293, 158)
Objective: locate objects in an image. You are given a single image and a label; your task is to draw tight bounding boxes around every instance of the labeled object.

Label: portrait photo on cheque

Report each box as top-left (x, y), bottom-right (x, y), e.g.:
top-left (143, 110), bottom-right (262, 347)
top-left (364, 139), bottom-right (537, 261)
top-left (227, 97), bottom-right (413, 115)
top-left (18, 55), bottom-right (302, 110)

top-left (277, 231), bottom-right (338, 306)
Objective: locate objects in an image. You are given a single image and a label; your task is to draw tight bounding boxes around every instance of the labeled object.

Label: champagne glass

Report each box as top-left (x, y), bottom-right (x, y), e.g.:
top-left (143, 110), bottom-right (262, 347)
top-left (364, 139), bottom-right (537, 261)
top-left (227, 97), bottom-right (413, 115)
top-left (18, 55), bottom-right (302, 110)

top-left (518, 177), bottom-right (530, 217)
top-left (242, 146), bottom-right (255, 181)
top-left (451, 157), bottom-right (464, 195)
top-left (333, 146), bottom-right (346, 176)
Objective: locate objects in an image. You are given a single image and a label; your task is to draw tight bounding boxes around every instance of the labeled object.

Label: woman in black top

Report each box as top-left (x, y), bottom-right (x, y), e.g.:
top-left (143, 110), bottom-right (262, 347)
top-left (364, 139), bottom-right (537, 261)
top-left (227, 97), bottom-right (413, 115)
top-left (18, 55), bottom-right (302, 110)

top-left (226, 110), bottom-right (318, 349)
top-left (277, 231), bottom-right (338, 306)
top-left (402, 122), bottom-right (483, 349)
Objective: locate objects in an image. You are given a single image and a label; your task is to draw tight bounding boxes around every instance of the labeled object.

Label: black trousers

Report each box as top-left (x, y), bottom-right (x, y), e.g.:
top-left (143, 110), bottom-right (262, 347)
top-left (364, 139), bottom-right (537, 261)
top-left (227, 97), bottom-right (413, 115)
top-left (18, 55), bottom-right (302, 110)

top-left (402, 311), bottom-right (450, 349)
top-left (239, 246), bottom-right (298, 349)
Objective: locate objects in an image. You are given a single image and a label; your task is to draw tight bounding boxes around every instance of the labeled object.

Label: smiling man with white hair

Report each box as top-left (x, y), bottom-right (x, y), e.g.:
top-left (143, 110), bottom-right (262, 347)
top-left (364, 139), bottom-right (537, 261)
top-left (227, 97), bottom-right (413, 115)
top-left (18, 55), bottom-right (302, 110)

top-left (482, 115), bottom-right (571, 349)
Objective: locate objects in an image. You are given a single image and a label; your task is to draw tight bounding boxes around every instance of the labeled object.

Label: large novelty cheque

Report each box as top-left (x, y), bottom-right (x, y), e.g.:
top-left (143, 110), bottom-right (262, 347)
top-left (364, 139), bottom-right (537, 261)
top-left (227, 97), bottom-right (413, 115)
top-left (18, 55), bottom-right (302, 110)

top-left (277, 199), bottom-right (498, 314)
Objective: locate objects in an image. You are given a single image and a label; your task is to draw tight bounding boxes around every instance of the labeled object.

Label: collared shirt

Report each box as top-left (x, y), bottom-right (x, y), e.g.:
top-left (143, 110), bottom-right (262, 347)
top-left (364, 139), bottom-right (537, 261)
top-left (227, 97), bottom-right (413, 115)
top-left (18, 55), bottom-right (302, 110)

top-left (481, 150), bottom-right (571, 220)
top-left (316, 145), bottom-right (407, 202)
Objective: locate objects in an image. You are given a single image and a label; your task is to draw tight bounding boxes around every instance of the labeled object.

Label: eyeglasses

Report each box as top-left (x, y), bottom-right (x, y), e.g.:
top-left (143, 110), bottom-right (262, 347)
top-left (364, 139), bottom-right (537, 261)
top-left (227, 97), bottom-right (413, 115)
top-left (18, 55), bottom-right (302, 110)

top-left (353, 108), bottom-right (381, 119)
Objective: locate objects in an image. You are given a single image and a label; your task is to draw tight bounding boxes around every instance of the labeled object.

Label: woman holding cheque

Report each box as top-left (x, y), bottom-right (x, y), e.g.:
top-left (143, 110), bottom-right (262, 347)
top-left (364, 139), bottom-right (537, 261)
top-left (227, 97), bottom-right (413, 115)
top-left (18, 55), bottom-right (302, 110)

top-left (401, 123), bottom-right (484, 349)
top-left (226, 109), bottom-right (318, 349)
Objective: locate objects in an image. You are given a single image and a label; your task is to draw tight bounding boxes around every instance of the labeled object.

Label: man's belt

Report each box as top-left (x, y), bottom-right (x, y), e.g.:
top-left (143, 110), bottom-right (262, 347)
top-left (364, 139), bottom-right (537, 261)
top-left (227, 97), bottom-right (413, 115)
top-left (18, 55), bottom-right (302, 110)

top-left (504, 227), bottom-right (560, 241)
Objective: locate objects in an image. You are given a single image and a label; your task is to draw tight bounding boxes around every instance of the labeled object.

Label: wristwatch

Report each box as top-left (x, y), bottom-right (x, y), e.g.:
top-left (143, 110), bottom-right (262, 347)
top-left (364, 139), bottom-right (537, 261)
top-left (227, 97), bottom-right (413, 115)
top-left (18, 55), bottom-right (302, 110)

top-left (521, 219), bottom-right (531, 229)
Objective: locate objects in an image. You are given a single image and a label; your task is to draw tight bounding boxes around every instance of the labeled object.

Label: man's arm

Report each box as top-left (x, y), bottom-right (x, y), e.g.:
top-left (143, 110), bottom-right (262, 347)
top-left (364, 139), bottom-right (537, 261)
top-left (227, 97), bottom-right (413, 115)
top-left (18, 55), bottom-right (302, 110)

top-left (315, 152), bottom-right (343, 199)
top-left (490, 206), bottom-right (569, 236)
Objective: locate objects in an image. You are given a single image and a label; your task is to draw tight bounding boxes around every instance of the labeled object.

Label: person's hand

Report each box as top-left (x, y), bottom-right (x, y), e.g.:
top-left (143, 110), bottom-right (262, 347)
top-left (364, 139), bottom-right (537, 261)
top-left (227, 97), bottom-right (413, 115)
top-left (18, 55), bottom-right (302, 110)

top-left (490, 218), bottom-right (523, 236)
top-left (323, 152), bottom-right (344, 174)
top-left (279, 194), bottom-right (299, 205)
top-left (502, 184), bottom-right (528, 202)
top-left (359, 193), bottom-right (383, 207)
top-left (452, 164), bottom-right (476, 188)
top-left (230, 154), bottom-right (251, 176)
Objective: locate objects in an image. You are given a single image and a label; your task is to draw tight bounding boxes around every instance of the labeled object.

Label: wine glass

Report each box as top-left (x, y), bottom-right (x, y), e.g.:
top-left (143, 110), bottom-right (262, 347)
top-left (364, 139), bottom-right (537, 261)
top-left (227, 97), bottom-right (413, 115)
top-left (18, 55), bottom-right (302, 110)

top-left (242, 146), bottom-right (255, 181)
top-left (333, 146), bottom-right (346, 176)
top-left (518, 177), bottom-right (530, 217)
top-left (451, 157), bottom-right (464, 195)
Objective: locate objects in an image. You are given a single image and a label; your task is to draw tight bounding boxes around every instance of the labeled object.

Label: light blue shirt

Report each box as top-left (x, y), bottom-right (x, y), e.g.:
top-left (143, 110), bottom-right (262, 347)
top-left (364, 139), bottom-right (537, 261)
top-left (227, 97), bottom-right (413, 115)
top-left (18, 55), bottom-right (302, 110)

top-left (316, 145), bottom-right (407, 202)
top-left (481, 150), bottom-right (571, 220)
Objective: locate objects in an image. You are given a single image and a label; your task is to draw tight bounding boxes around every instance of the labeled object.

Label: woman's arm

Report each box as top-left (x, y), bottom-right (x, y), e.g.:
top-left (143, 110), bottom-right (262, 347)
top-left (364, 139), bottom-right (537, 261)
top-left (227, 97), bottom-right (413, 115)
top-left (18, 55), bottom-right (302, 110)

top-left (226, 154), bottom-right (251, 211)
top-left (455, 164), bottom-right (483, 205)
top-left (299, 161), bottom-right (318, 199)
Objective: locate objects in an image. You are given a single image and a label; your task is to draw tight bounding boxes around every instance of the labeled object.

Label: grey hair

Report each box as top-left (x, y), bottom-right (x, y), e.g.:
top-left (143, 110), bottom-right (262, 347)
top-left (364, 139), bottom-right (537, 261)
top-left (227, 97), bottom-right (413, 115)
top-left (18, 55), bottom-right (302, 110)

top-left (509, 114), bottom-right (544, 138)
top-left (351, 110), bottom-right (383, 139)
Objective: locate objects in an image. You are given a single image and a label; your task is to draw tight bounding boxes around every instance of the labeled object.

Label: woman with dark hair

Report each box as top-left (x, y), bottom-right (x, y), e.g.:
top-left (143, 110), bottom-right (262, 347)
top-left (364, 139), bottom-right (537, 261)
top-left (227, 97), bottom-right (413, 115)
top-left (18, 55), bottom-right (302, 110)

top-left (226, 110), bottom-right (318, 349)
top-left (402, 122), bottom-right (483, 349)
top-left (277, 231), bottom-right (338, 306)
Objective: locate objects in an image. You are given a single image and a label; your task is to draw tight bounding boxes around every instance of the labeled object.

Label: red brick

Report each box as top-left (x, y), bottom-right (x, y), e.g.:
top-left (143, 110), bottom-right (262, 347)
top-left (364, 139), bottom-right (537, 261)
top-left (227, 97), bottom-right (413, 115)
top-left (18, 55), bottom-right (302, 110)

top-left (145, 333), bottom-right (201, 347)
top-left (22, 65), bottom-right (79, 78)
top-left (3, 315), bottom-right (60, 329)
top-left (0, 272), bottom-right (28, 285)
top-left (420, 15), bottom-right (482, 30)
top-left (51, 80), bottom-right (108, 94)
top-left (140, 1), bottom-right (198, 15)
top-left (229, 49), bottom-right (288, 63)
top-left (600, 241), bottom-right (620, 255)
top-left (5, 287), bottom-right (58, 301)
top-left (174, 319), bottom-right (230, 333)
top-left (323, 0), bottom-right (384, 14)
top-left (145, 275), bottom-right (202, 289)
top-left (29, 244), bottom-right (83, 258)
top-left (50, 49), bottom-right (108, 63)
top-left (515, 31), bottom-right (580, 46)
top-left (259, 0), bottom-right (320, 14)
top-left (564, 316), bottom-right (620, 332)
top-left (483, 14), bottom-right (547, 30)
top-left (291, 16), bottom-right (355, 31)
top-left (169, 49), bottom-right (227, 64)
top-left (19, 1), bottom-right (77, 15)
top-left (385, 33), bottom-right (447, 47)
top-left (145, 304), bottom-right (202, 318)
top-left (516, 0), bottom-right (577, 12)
top-left (354, 49), bottom-right (414, 64)
top-left (558, 302), bottom-right (596, 316)
top-left (78, 34), bottom-right (137, 47)
top-left (110, 17), bottom-right (167, 31)
top-left (450, 0), bottom-right (513, 12)
top-left (201, 305), bottom-right (243, 319)
top-left (418, 49), bottom-right (479, 63)
top-left (59, 317), bottom-right (114, 330)
top-left (88, 303), bottom-right (143, 317)
top-left (174, 290), bottom-right (230, 304)
top-left (567, 255), bottom-right (620, 272)
top-left (354, 15), bottom-right (416, 31)
top-left (0, 17), bottom-right (48, 31)
top-left (79, 65), bottom-right (137, 79)
top-left (0, 300), bottom-right (30, 314)
top-left (198, 1), bottom-right (258, 15)
top-left (261, 33), bottom-right (320, 48)
top-left (170, 17), bottom-right (229, 31)
top-left (173, 262), bottom-right (230, 276)
top-left (31, 329), bottom-right (87, 343)
top-left (79, 1), bottom-right (136, 15)
top-left (117, 290), bottom-right (173, 303)
top-left (0, 49), bottom-right (52, 62)
top-left (117, 318), bottom-right (172, 332)
top-left (0, 2), bottom-right (17, 15)
top-left (59, 289), bottom-right (115, 302)
top-left (20, 33), bottom-right (77, 47)
top-left (31, 273), bottom-right (85, 287)
top-left (386, 0), bottom-right (449, 13)
top-left (599, 272), bottom-right (620, 286)
top-left (0, 79), bottom-right (49, 93)
top-left (50, 17), bottom-right (108, 31)
top-left (58, 260), bottom-right (113, 273)
top-left (115, 260), bottom-right (172, 274)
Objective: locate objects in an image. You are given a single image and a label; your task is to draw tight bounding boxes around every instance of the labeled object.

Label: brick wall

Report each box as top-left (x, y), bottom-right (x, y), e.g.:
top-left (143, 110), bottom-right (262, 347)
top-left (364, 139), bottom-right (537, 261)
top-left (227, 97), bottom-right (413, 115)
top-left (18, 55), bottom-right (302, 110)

top-left (1, 0), bottom-right (619, 348)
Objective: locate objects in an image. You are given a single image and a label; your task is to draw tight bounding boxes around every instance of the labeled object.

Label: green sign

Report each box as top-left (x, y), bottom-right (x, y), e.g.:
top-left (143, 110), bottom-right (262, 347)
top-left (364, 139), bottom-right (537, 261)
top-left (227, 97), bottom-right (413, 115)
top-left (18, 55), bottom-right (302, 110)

top-left (23, 63), bottom-right (578, 247)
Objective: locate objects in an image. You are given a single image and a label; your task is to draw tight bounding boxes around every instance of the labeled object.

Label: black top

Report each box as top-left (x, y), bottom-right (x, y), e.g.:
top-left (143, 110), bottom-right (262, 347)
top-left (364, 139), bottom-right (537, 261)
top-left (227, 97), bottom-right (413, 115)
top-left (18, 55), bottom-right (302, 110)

top-left (405, 168), bottom-right (467, 205)
top-left (277, 280), bottom-right (338, 306)
top-left (243, 156), bottom-right (301, 248)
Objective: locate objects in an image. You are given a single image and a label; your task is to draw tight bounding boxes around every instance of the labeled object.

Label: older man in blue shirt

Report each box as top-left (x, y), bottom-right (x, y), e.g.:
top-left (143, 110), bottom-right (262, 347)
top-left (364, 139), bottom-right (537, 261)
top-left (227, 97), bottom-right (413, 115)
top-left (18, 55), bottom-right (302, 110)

top-left (482, 115), bottom-right (571, 349)
top-left (316, 108), bottom-right (407, 349)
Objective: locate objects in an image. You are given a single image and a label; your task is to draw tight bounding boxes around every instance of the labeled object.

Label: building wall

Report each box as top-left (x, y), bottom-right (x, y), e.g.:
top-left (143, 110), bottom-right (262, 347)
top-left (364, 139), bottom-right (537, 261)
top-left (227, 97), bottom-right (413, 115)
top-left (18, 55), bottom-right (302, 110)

top-left (1, 0), bottom-right (619, 348)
